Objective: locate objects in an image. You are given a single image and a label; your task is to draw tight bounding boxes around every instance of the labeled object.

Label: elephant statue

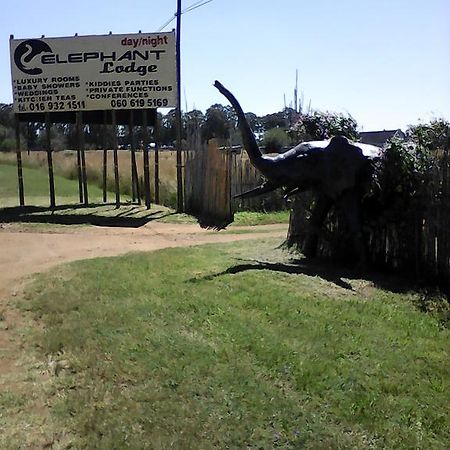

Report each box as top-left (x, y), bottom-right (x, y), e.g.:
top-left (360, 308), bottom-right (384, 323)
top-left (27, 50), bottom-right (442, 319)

top-left (214, 80), bottom-right (382, 261)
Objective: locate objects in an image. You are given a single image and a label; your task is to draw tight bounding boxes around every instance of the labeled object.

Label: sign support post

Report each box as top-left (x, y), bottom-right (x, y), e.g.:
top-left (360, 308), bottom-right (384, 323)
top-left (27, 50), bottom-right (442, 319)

top-left (154, 114), bottom-right (160, 205)
top-left (111, 110), bottom-right (120, 208)
top-left (14, 114), bottom-right (25, 206)
top-left (102, 111), bottom-right (108, 203)
top-left (176, 2), bottom-right (184, 212)
top-left (76, 111), bottom-right (89, 206)
top-left (44, 112), bottom-right (56, 208)
top-left (142, 110), bottom-right (151, 209)
top-left (129, 110), bottom-right (141, 204)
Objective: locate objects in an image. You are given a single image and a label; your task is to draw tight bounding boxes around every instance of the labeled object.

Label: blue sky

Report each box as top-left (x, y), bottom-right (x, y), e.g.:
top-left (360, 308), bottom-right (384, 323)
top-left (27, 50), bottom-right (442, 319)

top-left (1, 0), bottom-right (449, 131)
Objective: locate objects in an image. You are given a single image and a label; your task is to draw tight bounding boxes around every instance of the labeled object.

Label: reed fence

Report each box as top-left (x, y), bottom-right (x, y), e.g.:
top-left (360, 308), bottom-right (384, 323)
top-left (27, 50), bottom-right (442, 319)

top-left (184, 139), bottom-right (233, 227)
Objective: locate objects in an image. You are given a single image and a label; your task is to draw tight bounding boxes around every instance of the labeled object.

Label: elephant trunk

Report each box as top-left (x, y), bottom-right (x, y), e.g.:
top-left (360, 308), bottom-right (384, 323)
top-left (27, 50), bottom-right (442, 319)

top-left (214, 81), bottom-right (270, 175)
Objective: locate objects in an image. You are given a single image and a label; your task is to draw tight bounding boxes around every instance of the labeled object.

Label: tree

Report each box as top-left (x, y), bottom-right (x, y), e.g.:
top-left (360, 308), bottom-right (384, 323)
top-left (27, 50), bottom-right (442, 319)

top-left (288, 110), bottom-right (359, 142)
top-left (185, 109), bottom-right (205, 134)
top-left (201, 104), bottom-right (232, 141)
top-left (261, 111), bottom-right (287, 131)
top-left (160, 108), bottom-right (178, 146)
top-left (244, 112), bottom-right (262, 135)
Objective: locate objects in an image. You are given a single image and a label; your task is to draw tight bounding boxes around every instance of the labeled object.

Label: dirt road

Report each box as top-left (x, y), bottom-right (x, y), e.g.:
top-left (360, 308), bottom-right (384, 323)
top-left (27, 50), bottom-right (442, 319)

top-left (0, 222), bottom-right (286, 446)
top-left (0, 221), bottom-right (285, 382)
top-left (0, 221), bottom-right (286, 316)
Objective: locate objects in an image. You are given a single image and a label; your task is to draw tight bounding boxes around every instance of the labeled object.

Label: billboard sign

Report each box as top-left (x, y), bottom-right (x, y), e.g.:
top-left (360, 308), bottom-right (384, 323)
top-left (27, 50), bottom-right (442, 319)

top-left (10, 31), bottom-right (177, 114)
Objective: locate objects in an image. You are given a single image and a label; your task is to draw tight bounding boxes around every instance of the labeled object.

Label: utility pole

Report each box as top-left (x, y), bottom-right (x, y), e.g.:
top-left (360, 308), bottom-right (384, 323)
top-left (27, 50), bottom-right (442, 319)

top-left (294, 69), bottom-right (298, 113)
top-left (175, 0), bottom-right (184, 212)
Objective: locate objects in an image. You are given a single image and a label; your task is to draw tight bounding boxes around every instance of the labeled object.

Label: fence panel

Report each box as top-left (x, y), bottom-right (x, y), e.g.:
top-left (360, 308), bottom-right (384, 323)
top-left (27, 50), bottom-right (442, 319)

top-left (184, 139), bottom-right (233, 227)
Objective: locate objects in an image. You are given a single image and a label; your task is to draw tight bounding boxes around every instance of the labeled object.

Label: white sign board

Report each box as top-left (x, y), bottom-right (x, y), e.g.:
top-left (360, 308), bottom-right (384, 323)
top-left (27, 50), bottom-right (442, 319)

top-left (10, 32), bottom-right (177, 113)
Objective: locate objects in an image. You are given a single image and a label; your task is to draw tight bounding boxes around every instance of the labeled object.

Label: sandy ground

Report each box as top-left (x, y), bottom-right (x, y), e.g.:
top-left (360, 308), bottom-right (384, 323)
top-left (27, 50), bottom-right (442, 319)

top-left (0, 222), bottom-right (286, 377)
top-left (0, 222), bottom-right (286, 298)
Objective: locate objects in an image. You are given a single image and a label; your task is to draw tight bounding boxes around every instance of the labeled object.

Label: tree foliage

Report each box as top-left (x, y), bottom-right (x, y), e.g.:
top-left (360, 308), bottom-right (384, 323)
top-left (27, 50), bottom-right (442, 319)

top-left (201, 104), bottom-right (233, 141)
top-left (369, 119), bottom-right (448, 220)
top-left (288, 111), bottom-right (359, 142)
top-left (406, 118), bottom-right (450, 151)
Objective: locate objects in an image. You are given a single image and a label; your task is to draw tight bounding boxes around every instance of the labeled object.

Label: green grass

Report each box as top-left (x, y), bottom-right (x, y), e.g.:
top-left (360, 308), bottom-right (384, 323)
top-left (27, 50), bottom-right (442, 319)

top-left (7, 239), bottom-right (449, 449)
top-left (233, 210), bottom-right (290, 226)
top-left (0, 163), bottom-right (109, 207)
top-left (1, 163), bottom-right (290, 226)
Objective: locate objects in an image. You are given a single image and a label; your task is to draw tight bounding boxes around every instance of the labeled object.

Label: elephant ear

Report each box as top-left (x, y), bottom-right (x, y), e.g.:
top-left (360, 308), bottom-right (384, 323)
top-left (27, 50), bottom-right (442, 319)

top-left (323, 138), bottom-right (369, 196)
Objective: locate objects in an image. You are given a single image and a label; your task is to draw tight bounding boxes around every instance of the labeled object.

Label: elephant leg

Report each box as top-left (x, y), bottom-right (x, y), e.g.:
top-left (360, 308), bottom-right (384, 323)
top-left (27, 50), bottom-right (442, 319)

top-left (303, 195), bottom-right (333, 258)
top-left (337, 190), bottom-right (366, 267)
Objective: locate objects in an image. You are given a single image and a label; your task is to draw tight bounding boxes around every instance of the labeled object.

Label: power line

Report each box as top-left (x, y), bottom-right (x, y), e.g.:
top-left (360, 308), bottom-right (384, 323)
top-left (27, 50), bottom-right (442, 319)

top-left (183, 0), bottom-right (214, 14)
top-left (157, 14), bottom-right (176, 32)
top-left (157, 0), bottom-right (214, 32)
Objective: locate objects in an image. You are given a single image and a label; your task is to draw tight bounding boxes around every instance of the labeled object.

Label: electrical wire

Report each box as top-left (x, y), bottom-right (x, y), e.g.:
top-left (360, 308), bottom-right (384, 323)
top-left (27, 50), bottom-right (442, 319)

top-left (182, 0), bottom-right (214, 14)
top-left (156, 0), bottom-right (214, 32)
top-left (156, 14), bottom-right (177, 32)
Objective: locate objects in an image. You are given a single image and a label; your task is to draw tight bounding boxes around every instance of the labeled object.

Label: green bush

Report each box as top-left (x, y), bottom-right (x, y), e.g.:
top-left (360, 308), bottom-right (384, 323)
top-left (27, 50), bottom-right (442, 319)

top-left (262, 128), bottom-right (290, 153)
top-left (0, 138), bottom-right (16, 151)
top-left (371, 138), bottom-right (433, 214)
top-left (407, 118), bottom-right (450, 151)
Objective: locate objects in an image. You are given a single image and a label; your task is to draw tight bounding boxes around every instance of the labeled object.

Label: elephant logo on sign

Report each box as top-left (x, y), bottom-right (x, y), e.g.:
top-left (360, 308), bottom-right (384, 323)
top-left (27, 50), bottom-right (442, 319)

top-left (14, 39), bottom-right (52, 75)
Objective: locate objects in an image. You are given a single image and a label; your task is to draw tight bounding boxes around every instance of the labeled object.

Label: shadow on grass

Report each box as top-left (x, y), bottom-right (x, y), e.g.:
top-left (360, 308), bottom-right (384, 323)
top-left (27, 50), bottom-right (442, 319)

top-left (190, 256), bottom-right (414, 294)
top-left (0, 203), bottom-right (177, 228)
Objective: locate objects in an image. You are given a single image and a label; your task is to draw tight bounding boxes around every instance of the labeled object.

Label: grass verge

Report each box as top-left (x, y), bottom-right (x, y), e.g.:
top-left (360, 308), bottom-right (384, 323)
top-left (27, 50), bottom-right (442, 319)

top-left (3, 238), bottom-right (449, 449)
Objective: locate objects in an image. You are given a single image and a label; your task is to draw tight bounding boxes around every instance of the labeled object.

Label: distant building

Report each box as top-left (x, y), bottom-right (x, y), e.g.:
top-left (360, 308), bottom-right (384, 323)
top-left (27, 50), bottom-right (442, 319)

top-left (359, 129), bottom-right (405, 147)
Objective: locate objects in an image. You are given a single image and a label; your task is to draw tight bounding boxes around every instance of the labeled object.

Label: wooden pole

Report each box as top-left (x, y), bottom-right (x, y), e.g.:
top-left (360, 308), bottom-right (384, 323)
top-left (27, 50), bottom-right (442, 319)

top-left (175, 4), bottom-right (184, 212)
top-left (14, 115), bottom-right (25, 206)
top-left (129, 110), bottom-right (141, 204)
top-left (102, 111), bottom-right (108, 203)
top-left (142, 110), bottom-right (151, 209)
top-left (76, 147), bottom-right (83, 203)
top-left (44, 112), bottom-right (56, 208)
top-left (129, 111), bottom-right (136, 202)
top-left (154, 114), bottom-right (160, 205)
top-left (76, 112), bottom-right (89, 206)
top-left (27, 122), bottom-right (31, 156)
top-left (111, 110), bottom-right (120, 208)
